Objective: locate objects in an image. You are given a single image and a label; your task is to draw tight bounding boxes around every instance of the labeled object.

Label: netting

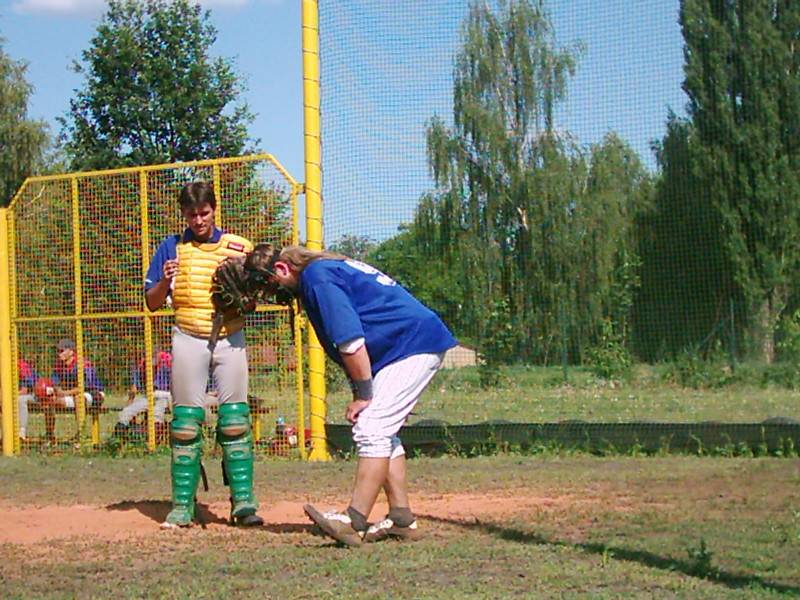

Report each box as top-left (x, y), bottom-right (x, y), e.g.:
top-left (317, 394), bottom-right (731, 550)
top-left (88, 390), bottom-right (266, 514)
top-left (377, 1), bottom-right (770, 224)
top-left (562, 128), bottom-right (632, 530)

top-left (318, 0), bottom-right (800, 429)
top-left (7, 156), bottom-right (304, 455)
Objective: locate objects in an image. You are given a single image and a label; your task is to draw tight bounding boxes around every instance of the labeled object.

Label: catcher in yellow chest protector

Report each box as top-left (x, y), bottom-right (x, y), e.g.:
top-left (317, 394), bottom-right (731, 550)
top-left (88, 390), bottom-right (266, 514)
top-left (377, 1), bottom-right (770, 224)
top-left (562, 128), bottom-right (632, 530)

top-left (145, 181), bottom-right (263, 529)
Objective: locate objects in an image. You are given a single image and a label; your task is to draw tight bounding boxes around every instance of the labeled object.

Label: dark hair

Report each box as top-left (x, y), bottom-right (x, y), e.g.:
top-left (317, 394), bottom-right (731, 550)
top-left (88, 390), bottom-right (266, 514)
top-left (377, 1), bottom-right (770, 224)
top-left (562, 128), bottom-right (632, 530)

top-left (179, 181), bottom-right (216, 211)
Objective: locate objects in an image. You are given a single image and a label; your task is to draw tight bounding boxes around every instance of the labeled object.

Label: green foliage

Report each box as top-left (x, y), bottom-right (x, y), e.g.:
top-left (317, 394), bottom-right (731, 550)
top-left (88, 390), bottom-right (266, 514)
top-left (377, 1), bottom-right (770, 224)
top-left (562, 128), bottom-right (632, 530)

top-left (369, 224), bottom-right (465, 321)
top-left (776, 309), bottom-right (800, 362)
top-left (59, 0), bottom-right (255, 170)
top-left (634, 114), bottom-right (742, 361)
top-left (368, 1), bottom-right (652, 366)
top-left (662, 346), bottom-right (734, 389)
top-left (680, 0), bottom-right (800, 363)
top-left (328, 234), bottom-right (377, 261)
top-left (0, 39), bottom-right (49, 205)
top-left (686, 539), bottom-right (718, 579)
top-left (585, 319), bottom-right (632, 380)
top-left (477, 298), bottom-right (515, 387)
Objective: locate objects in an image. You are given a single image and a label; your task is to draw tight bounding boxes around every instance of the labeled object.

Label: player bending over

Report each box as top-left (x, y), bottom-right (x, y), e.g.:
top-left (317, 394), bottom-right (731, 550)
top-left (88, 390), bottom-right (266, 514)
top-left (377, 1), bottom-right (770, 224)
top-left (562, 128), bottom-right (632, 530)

top-left (214, 243), bottom-right (457, 545)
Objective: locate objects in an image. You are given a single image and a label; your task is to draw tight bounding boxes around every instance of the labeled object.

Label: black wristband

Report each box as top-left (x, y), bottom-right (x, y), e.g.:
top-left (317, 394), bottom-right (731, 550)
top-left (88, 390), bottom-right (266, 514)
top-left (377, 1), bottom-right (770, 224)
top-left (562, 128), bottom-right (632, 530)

top-left (350, 378), bottom-right (373, 400)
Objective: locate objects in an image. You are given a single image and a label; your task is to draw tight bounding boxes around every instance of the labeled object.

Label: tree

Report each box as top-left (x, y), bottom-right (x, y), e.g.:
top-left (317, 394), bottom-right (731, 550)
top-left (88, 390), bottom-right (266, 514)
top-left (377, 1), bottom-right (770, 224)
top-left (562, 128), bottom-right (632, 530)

top-left (680, 0), bottom-right (800, 362)
top-left (328, 234), bottom-right (377, 261)
top-left (0, 39), bottom-right (48, 205)
top-left (60, 0), bottom-right (256, 170)
top-left (421, 0), bottom-right (585, 362)
top-left (417, 0), bottom-right (650, 365)
top-left (634, 113), bottom-right (741, 360)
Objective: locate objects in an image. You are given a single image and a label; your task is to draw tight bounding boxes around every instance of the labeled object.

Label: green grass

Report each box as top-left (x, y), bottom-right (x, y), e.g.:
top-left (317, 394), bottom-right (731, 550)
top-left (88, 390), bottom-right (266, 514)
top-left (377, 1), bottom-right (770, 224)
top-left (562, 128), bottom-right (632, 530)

top-left (16, 363), bottom-right (799, 452)
top-left (328, 364), bottom-right (800, 425)
top-left (1, 454), bottom-right (799, 598)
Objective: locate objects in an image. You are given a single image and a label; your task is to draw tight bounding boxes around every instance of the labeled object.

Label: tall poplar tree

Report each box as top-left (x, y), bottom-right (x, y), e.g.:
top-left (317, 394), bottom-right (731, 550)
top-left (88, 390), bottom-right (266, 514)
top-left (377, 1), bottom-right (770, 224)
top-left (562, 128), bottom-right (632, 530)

top-left (680, 0), bottom-right (800, 361)
top-left (635, 113), bottom-right (740, 359)
top-left (0, 39), bottom-right (48, 205)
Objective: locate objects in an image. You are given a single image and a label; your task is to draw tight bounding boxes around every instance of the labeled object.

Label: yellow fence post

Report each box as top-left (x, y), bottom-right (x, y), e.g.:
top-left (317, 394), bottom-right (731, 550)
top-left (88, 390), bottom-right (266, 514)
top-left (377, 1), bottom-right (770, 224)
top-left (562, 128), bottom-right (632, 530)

top-left (139, 170), bottom-right (156, 452)
top-left (70, 178), bottom-right (88, 446)
top-left (0, 208), bottom-right (15, 456)
top-left (302, 0), bottom-right (329, 461)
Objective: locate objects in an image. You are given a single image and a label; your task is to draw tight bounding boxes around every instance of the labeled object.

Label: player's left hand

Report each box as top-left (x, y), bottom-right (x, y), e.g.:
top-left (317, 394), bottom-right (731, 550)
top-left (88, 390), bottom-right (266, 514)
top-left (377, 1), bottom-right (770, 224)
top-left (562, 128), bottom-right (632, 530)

top-left (345, 399), bottom-right (371, 424)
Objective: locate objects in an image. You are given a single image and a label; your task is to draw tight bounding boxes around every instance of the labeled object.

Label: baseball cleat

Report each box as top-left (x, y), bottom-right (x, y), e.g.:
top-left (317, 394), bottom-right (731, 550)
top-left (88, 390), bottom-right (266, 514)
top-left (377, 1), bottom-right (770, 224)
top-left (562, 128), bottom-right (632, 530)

top-left (162, 505), bottom-right (194, 529)
top-left (363, 517), bottom-right (423, 543)
top-left (233, 513), bottom-right (264, 527)
top-left (303, 504), bottom-right (365, 547)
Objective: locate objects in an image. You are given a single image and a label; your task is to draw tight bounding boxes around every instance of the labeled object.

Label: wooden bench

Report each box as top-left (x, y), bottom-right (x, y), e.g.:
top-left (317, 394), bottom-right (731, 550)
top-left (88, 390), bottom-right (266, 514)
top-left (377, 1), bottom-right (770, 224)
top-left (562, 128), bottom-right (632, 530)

top-left (27, 402), bottom-right (115, 446)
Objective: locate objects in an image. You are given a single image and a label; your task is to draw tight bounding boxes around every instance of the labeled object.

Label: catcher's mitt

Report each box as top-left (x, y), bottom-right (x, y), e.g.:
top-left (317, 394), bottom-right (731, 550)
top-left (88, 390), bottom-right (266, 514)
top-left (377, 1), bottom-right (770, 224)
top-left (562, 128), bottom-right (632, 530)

top-left (211, 243), bottom-right (292, 315)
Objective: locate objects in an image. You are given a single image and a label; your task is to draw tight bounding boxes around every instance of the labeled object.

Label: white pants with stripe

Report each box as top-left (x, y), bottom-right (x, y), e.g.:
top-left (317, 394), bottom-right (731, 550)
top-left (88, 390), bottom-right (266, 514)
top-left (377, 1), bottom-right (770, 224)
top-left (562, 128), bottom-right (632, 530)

top-left (170, 326), bottom-right (248, 409)
top-left (352, 352), bottom-right (444, 459)
top-left (119, 390), bottom-right (171, 425)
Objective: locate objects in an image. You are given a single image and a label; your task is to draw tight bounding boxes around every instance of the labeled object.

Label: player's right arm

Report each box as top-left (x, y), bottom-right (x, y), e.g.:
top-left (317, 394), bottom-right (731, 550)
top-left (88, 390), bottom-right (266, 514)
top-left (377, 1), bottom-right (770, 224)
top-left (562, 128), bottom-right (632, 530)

top-left (145, 237), bottom-right (179, 311)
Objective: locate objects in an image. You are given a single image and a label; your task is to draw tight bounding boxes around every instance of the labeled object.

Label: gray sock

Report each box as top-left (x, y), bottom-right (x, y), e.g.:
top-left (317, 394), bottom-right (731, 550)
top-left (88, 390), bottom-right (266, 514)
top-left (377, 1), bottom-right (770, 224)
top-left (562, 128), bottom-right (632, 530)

top-left (346, 506), bottom-right (368, 532)
top-left (388, 507), bottom-right (415, 527)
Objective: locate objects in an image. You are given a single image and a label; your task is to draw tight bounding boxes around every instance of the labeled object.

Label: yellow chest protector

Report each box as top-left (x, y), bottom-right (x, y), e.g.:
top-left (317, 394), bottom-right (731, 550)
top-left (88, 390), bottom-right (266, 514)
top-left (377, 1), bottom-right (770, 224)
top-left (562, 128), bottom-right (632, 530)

top-left (172, 233), bottom-right (254, 338)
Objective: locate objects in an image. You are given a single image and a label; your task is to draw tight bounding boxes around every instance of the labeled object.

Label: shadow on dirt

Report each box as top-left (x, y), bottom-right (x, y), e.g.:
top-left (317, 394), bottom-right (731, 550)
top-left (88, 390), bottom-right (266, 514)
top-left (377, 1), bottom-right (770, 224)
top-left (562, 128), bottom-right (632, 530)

top-left (105, 500), bottom-right (316, 534)
top-left (420, 514), bottom-right (800, 595)
top-left (105, 500), bottom-right (227, 527)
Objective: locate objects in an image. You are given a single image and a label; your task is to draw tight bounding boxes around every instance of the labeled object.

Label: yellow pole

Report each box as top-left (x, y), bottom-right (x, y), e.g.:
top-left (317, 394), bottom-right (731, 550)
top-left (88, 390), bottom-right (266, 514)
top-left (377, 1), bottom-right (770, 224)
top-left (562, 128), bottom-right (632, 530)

top-left (8, 210), bottom-right (20, 455)
top-left (140, 170), bottom-right (156, 451)
top-left (0, 209), bottom-right (15, 456)
top-left (71, 178), bottom-right (87, 445)
top-left (302, 0), bottom-right (329, 461)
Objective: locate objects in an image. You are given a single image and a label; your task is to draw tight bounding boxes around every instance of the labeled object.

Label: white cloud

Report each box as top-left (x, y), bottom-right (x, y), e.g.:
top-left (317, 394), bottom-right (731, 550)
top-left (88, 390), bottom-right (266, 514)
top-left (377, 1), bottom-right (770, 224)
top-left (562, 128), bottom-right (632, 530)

top-left (11, 0), bottom-right (283, 17)
top-left (12, 0), bottom-right (106, 16)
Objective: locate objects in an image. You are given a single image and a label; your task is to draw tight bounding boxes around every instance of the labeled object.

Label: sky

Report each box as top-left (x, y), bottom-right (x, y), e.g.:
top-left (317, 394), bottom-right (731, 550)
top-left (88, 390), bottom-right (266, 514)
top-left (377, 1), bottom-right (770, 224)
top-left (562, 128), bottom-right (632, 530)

top-left (1, 0), bottom-right (688, 243)
top-left (1, 0), bottom-right (305, 175)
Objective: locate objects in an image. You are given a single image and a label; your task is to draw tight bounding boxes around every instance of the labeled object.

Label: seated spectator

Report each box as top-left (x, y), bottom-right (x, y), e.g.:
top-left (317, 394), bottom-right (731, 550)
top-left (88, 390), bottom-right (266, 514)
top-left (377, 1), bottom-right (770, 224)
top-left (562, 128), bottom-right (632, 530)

top-left (39, 338), bottom-right (106, 442)
top-left (114, 347), bottom-right (172, 437)
top-left (17, 358), bottom-right (38, 441)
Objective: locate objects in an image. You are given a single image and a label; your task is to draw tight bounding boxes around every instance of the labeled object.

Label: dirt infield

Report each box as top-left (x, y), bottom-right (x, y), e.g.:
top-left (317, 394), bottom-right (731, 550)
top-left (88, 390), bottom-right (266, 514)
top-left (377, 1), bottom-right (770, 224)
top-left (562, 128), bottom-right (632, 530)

top-left (0, 491), bottom-right (593, 545)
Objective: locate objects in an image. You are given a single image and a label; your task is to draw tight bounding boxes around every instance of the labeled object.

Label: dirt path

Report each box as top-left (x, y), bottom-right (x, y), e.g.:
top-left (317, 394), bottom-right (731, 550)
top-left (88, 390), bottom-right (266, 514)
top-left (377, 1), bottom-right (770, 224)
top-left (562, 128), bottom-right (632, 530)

top-left (0, 492), bottom-right (590, 545)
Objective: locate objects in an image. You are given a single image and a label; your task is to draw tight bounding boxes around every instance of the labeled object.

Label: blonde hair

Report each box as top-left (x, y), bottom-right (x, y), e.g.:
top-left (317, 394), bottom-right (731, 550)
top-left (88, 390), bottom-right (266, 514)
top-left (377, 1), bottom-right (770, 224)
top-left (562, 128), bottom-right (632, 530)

top-left (279, 245), bottom-right (347, 273)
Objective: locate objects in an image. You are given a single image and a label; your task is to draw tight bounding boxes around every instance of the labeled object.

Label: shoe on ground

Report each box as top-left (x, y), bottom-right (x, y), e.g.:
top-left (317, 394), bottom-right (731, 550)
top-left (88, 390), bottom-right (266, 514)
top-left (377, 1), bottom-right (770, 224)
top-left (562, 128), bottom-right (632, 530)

top-left (233, 513), bottom-right (264, 527)
top-left (303, 504), bottom-right (364, 547)
top-left (363, 517), bottom-right (423, 543)
top-left (161, 505), bottom-right (194, 529)
top-left (231, 500), bottom-right (258, 519)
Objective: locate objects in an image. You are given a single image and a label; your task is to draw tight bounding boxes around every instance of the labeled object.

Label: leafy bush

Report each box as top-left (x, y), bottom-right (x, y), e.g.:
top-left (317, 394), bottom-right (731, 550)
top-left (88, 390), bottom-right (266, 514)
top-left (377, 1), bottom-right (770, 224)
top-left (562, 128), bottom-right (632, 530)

top-left (477, 299), bottom-right (514, 388)
top-left (661, 346), bottom-right (733, 388)
top-left (585, 319), bottom-right (632, 381)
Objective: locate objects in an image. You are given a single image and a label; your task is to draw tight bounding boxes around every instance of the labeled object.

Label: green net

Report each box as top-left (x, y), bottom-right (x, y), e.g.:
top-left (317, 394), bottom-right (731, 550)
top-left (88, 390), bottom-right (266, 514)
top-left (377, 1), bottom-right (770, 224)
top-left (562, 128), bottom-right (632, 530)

top-left (318, 0), bottom-right (800, 430)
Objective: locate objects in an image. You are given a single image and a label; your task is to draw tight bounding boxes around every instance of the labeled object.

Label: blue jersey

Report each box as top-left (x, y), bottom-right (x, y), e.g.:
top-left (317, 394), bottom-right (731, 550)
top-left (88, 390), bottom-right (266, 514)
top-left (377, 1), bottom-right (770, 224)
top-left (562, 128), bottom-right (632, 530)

top-left (52, 358), bottom-right (104, 392)
top-left (299, 259), bottom-right (457, 375)
top-left (131, 351), bottom-right (172, 392)
top-left (144, 227), bottom-right (224, 291)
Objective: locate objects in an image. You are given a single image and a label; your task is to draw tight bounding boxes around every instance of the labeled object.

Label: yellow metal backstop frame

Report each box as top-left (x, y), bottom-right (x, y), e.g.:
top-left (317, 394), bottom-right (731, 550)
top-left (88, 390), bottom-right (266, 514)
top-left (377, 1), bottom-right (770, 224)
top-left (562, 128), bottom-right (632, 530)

top-left (1, 154), bottom-right (306, 456)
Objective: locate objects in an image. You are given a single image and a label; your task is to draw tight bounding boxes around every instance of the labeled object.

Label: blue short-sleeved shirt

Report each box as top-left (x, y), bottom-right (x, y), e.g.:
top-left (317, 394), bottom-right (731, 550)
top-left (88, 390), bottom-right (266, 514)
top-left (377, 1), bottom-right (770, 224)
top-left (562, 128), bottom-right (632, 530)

top-left (145, 227), bottom-right (224, 291)
top-left (131, 351), bottom-right (171, 392)
top-left (300, 259), bottom-right (457, 375)
top-left (52, 359), bottom-right (104, 392)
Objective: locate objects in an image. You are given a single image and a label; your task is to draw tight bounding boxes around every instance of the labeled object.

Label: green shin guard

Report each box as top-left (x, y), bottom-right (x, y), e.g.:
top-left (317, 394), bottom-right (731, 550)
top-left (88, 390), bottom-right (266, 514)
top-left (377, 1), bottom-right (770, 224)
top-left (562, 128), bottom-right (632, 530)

top-left (165, 406), bottom-right (206, 527)
top-left (217, 402), bottom-right (259, 521)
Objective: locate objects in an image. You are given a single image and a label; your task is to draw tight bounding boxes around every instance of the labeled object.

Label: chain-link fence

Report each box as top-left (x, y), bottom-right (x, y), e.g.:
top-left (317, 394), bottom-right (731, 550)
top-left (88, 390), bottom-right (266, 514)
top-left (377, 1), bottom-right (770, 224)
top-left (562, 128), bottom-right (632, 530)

top-left (3, 155), bottom-right (305, 455)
